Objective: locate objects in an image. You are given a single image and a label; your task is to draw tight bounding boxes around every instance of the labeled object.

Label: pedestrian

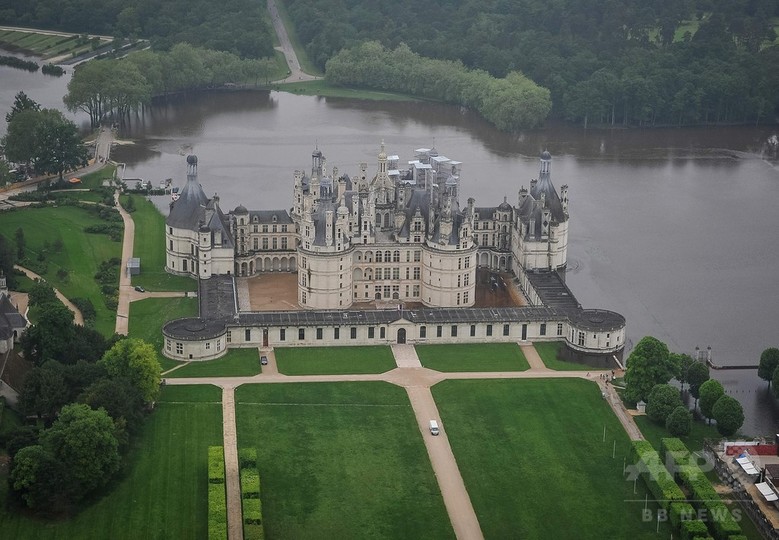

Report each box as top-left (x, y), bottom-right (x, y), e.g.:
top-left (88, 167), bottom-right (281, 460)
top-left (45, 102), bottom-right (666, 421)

top-left (586, 372), bottom-right (590, 377)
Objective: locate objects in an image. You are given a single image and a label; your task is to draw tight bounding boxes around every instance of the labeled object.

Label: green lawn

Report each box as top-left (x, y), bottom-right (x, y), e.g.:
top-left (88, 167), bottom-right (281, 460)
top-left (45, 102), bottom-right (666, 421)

top-left (235, 382), bottom-right (453, 539)
top-left (127, 297), bottom-right (199, 371)
top-left (165, 348), bottom-right (261, 378)
top-left (275, 79), bottom-right (418, 101)
top-left (633, 414), bottom-right (721, 453)
top-left (120, 195), bottom-right (197, 292)
top-left (79, 164), bottom-right (116, 189)
top-left (0, 205), bottom-right (122, 335)
top-left (415, 343), bottom-right (530, 372)
top-left (432, 378), bottom-right (673, 539)
top-left (0, 385), bottom-right (222, 539)
top-left (534, 341), bottom-right (592, 370)
top-left (274, 346), bottom-right (396, 375)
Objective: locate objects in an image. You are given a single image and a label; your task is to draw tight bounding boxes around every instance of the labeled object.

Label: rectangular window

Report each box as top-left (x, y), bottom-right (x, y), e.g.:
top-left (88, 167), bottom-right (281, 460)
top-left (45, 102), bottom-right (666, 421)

top-left (540, 323), bottom-right (547, 336)
top-left (350, 327), bottom-right (357, 339)
top-left (456, 293), bottom-right (461, 305)
top-left (334, 327), bottom-right (340, 340)
top-left (282, 237), bottom-right (288, 249)
top-left (272, 224), bottom-right (277, 232)
top-left (464, 257), bottom-right (470, 268)
top-left (413, 267), bottom-right (420, 279)
top-left (169, 240), bottom-right (173, 250)
top-left (253, 238), bottom-right (259, 250)
top-left (282, 224), bottom-right (287, 232)
top-left (316, 328), bottom-right (323, 340)
top-left (578, 331), bottom-right (586, 347)
top-left (262, 225), bottom-right (268, 232)
top-left (280, 328), bottom-right (286, 341)
top-left (176, 342), bottom-right (183, 354)
top-left (412, 285), bottom-right (420, 297)
top-left (205, 342), bottom-right (211, 350)
top-left (486, 324), bottom-right (493, 337)
top-left (227, 330), bottom-right (232, 343)
top-left (470, 325), bottom-right (476, 337)
top-left (392, 268), bottom-right (399, 280)
top-left (406, 251), bottom-right (411, 262)
top-left (405, 267), bottom-right (410, 279)
top-left (262, 238), bottom-right (268, 250)
top-left (384, 268), bottom-right (391, 280)
top-left (383, 285), bottom-right (390, 297)
top-left (436, 325), bottom-right (443, 338)
top-left (368, 327), bottom-right (375, 339)
top-left (245, 329), bottom-right (251, 341)
top-left (216, 340), bottom-right (221, 351)
top-left (272, 238), bottom-right (278, 250)
top-left (451, 325), bottom-right (458, 337)
top-left (380, 327), bottom-right (386, 339)
top-left (557, 322), bottom-right (564, 336)
top-left (503, 324), bottom-right (510, 336)
top-left (464, 273), bottom-right (469, 286)
top-left (169, 227), bottom-right (173, 234)
top-left (463, 291), bottom-right (469, 304)
top-left (414, 251), bottom-right (421, 262)
top-left (298, 328), bottom-right (305, 340)
top-left (420, 326), bottom-right (426, 338)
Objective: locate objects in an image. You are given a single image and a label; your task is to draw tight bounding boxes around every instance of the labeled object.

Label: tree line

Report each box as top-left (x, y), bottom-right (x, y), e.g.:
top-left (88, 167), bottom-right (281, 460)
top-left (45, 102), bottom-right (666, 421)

top-left (0, 0), bottom-right (275, 59)
top-left (282, 0), bottom-right (779, 126)
top-left (64, 44), bottom-right (278, 127)
top-left (325, 42), bottom-right (552, 130)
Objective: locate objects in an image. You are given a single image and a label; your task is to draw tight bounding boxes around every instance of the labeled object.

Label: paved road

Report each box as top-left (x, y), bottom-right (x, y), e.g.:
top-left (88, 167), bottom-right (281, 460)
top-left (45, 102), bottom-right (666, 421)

top-left (0, 25), bottom-right (114, 41)
top-left (114, 192), bottom-right (135, 335)
top-left (14, 264), bottom-right (84, 325)
top-left (266, 0), bottom-right (321, 83)
top-left (221, 387), bottom-right (244, 540)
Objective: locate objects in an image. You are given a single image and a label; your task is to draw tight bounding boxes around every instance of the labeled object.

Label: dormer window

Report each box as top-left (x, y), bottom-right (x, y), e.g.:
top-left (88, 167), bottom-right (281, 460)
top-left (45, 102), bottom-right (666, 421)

top-left (272, 215), bottom-right (278, 223)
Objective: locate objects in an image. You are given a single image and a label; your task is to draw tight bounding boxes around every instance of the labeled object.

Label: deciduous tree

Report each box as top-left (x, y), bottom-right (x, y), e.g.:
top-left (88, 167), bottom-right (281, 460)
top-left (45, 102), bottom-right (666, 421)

top-left (5, 91), bottom-right (40, 123)
top-left (687, 361), bottom-right (710, 406)
top-left (666, 405), bottom-right (692, 437)
top-left (99, 338), bottom-right (161, 404)
top-left (758, 347), bottom-right (779, 386)
top-left (623, 336), bottom-right (676, 403)
top-left (712, 395), bottom-right (744, 436)
top-left (645, 384), bottom-right (683, 424)
top-left (30, 110), bottom-right (88, 180)
top-left (698, 379), bottom-right (725, 424)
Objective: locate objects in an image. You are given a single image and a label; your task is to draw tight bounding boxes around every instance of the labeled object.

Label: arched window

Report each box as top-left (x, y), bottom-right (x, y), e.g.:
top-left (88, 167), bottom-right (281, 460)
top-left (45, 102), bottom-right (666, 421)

top-left (393, 250), bottom-right (400, 262)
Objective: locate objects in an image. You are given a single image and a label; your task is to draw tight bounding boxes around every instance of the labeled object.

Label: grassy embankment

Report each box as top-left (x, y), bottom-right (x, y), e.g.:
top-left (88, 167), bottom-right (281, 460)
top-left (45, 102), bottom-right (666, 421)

top-left (433, 378), bottom-right (674, 539)
top-left (415, 343), bottom-right (530, 372)
top-left (534, 341), bottom-right (593, 371)
top-left (273, 0), bottom-right (322, 76)
top-left (274, 346), bottom-right (397, 375)
top-left (235, 381), bottom-right (453, 539)
top-left (0, 29), bottom-right (111, 59)
top-left (0, 385), bottom-right (223, 539)
top-left (0, 205), bottom-right (121, 336)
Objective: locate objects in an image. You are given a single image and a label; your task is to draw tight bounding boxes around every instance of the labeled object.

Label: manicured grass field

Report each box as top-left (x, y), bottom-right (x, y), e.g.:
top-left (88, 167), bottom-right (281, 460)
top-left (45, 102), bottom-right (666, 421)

top-left (0, 385), bottom-right (222, 539)
top-left (128, 297), bottom-right (199, 371)
top-left (165, 348), bottom-right (261, 378)
top-left (120, 195), bottom-right (197, 292)
top-left (432, 378), bottom-right (673, 539)
top-left (274, 345), bottom-right (396, 374)
top-left (534, 341), bottom-right (592, 370)
top-left (415, 343), bottom-right (530, 372)
top-left (235, 382), bottom-right (453, 539)
top-left (0, 205), bottom-right (121, 335)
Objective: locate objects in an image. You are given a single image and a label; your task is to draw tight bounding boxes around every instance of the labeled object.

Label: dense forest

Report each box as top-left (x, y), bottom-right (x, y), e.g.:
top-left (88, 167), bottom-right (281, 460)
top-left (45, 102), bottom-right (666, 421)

top-left (284, 0), bottom-right (779, 126)
top-left (0, 0), bottom-right (275, 58)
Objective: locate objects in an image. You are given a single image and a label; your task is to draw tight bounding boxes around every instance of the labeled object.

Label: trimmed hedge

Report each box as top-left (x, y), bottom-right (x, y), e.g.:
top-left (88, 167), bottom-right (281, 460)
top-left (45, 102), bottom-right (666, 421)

top-left (670, 502), bottom-right (696, 529)
top-left (681, 519), bottom-right (709, 540)
top-left (240, 468), bottom-right (260, 498)
top-left (631, 441), bottom-right (686, 510)
top-left (239, 447), bottom-right (257, 469)
top-left (208, 482), bottom-right (227, 540)
top-left (239, 447), bottom-right (265, 540)
top-left (209, 446), bottom-right (225, 484)
top-left (661, 437), bottom-right (691, 469)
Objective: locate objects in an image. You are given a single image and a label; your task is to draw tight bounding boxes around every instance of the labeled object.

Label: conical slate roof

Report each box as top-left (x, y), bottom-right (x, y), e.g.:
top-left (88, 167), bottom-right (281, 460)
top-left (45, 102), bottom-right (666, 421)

top-left (167, 163), bottom-right (209, 229)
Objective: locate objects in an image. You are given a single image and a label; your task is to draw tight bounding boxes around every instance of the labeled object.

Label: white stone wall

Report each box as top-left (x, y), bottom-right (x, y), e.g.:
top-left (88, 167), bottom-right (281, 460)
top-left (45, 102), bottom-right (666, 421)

top-left (298, 250), bottom-right (354, 309)
top-left (163, 332), bottom-right (228, 361)
top-left (166, 225), bottom-right (199, 277)
top-left (565, 324), bottom-right (625, 355)
top-left (420, 246), bottom-right (477, 307)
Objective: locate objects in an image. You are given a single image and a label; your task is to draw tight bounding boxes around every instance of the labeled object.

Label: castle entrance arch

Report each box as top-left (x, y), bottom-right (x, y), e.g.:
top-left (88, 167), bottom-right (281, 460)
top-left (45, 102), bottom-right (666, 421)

top-left (397, 328), bottom-right (406, 344)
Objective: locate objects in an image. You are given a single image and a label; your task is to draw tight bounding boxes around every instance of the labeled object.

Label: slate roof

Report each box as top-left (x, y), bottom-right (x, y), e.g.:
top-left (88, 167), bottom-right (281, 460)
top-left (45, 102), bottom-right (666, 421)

top-left (0, 293), bottom-right (26, 340)
top-left (244, 210), bottom-right (294, 224)
top-left (166, 171), bottom-right (209, 229)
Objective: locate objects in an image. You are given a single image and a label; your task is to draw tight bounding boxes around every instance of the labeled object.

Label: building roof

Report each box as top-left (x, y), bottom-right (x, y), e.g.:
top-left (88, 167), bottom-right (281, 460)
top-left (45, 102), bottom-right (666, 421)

top-left (166, 169), bottom-right (209, 229)
top-left (244, 210), bottom-right (293, 224)
top-left (0, 293), bottom-right (26, 340)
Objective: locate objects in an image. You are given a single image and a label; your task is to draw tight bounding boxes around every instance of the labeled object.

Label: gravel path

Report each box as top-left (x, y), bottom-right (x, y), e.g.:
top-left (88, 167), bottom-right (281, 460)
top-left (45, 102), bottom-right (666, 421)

top-left (14, 265), bottom-right (84, 325)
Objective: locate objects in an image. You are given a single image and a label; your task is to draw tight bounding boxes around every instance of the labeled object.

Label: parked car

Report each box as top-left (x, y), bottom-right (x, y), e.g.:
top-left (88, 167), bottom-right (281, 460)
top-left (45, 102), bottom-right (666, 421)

top-left (260, 355), bottom-right (268, 365)
top-left (134, 286), bottom-right (145, 292)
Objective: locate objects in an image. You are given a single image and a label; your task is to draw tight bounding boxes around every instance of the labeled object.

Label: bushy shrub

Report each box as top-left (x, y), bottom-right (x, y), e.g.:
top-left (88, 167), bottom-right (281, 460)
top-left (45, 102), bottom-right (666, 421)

top-left (239, 447), bottom-right (257, 468)
top-left (660, 438), bottom-right (690, 469)
top-left (669, 502), bottom-right (696, 528)
top-left (666, 406), bottom-right (693, 436)
top-left (243, 497), bottom-right (262, 524)
top-left (241, 468), bottom-right (260, 498)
